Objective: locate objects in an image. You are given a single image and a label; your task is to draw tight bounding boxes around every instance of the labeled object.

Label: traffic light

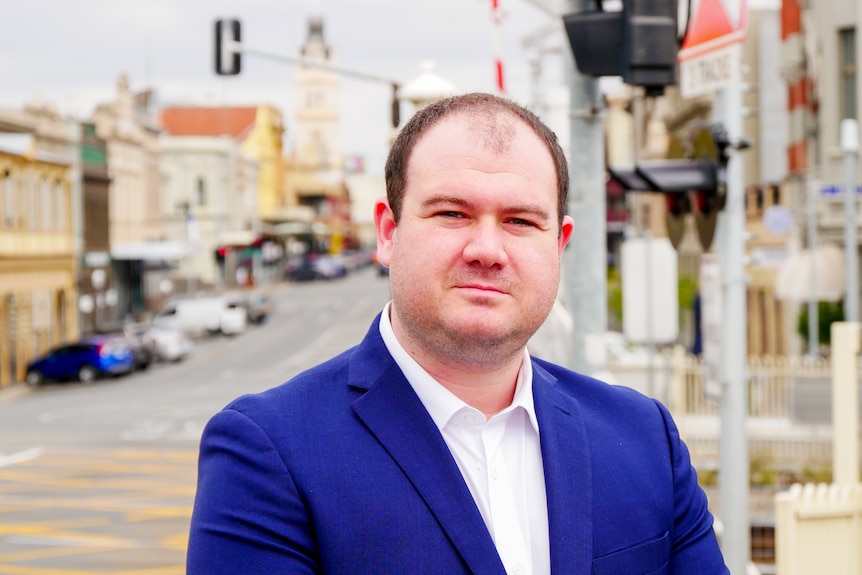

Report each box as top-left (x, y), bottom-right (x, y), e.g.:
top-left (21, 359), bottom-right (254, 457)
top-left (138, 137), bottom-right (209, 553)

top-left (214, 19), bottom-right (242, 76)
top-left (607, 123), bottom-right (731, 250)
top-left (563, 0), bottom-right (678, 95)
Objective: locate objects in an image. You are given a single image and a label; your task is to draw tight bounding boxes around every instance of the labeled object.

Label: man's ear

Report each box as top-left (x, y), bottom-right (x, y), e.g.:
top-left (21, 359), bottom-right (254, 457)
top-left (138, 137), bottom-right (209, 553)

top-left (558, 215), bottom-right (574, 255)
top-left (374, 198), bottom-right (396, 266)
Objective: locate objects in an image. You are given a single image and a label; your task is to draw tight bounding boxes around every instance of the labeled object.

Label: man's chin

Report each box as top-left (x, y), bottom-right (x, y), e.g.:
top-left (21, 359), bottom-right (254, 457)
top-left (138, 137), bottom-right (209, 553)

top-left (445, 317), bottom-right (522, 349)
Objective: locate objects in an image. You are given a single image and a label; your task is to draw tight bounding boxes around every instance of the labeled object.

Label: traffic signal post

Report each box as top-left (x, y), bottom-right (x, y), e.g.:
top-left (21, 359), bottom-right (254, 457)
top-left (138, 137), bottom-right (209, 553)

top-left (561, 0), bottom-right (608, 374)
top-left (713, 46), bottom-right (750, 575)
top-left (563, 1), bottom-right (752, 572)
top-left (213, 19), bottom-right (403, 128)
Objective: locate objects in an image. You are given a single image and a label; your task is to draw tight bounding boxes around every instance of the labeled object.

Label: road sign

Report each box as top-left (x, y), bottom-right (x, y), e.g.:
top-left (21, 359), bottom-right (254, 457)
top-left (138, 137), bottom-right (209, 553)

top-left (678, 0), bottom-right (748, 99)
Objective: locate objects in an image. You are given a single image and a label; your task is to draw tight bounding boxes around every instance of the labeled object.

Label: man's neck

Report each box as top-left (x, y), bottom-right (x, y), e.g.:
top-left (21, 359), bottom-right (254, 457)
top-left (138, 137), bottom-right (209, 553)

top-left (401, 340), bottom-right (525, 418)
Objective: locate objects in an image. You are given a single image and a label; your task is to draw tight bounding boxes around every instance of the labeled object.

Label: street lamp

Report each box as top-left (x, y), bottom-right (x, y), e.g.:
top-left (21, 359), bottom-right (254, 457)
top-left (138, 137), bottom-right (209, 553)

top-left (90, 268), bottom-right (106, 333)
top-left (841, 118), bottom-right (860, 322)
top-left (397, 60), bottom-right (459, 115)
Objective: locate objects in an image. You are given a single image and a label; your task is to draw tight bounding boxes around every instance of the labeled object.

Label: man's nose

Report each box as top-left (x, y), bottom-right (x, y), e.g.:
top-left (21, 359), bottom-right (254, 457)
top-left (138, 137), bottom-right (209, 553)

top-left (462, 220), bottom-right (508, 268)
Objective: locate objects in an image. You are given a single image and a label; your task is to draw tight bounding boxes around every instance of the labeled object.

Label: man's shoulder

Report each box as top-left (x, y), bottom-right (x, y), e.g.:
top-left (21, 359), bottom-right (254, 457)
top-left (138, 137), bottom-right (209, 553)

top-left (224, 345), bottom-right (359, 416)
top-left (532, 357), bottom-right (661, 413)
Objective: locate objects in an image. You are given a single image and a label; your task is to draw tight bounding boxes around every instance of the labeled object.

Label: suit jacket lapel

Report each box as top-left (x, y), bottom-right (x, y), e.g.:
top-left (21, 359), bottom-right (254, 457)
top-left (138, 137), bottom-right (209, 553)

top-left (533, 362), bottom-right (593, 575)
top-left (348, 319), bottom-right (506, 575)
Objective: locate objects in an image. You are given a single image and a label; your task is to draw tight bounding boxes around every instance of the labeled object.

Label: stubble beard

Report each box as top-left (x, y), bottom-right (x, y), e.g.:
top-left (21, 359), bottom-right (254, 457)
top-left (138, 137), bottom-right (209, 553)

top-left (390, 272), bottom-right (552, 371)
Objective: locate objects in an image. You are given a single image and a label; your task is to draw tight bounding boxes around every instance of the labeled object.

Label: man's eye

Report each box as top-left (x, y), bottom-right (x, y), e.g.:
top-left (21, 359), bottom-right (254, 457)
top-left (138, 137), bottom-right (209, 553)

top-left (508, 218), bottom-right (537, 227)
top-left (436, 211), bottom-right (465, 218)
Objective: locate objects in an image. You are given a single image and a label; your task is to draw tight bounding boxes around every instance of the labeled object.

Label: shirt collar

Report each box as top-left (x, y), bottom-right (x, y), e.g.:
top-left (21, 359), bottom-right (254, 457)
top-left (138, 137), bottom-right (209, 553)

top-left (379, 302), bottom-right (539, 433)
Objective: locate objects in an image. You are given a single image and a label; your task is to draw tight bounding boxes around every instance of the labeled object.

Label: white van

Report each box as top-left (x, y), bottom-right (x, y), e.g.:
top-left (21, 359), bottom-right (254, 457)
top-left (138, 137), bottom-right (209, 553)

top-left (154, 295), bottom-right (247, 337)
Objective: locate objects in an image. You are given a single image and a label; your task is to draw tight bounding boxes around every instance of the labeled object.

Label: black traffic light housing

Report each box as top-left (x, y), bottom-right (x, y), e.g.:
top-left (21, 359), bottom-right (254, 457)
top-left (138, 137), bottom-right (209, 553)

top-left (563, 0), bottom-right (678, 96)
top-left (214, 19), bottom-right (242, 76)
top-left (607, 124), bottom-right (734, 251)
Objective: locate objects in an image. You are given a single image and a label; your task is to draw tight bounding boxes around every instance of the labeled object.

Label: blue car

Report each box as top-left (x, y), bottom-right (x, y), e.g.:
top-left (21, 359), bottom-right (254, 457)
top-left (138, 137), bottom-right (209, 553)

top-left (25, 337), bottom-right (135, 385)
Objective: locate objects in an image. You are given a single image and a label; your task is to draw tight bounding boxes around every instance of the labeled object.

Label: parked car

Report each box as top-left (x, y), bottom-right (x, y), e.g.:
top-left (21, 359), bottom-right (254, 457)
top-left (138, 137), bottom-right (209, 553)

top-left (286, 259), bottom-right (319, 282)
top-left (144, 325), bottom-right (194, 362)
top-left (25, 338), bottom-right (135, 385)
top-left (246, 294), bottom-right (275, 325)
top-left (313, 254), bottom-right (348, 279)
top-left (154, 295), bottom-right (247, 337)
top-left (123, 322), bottom-right (192, 364)
top-left (105, 328), bottom-right (154, 371)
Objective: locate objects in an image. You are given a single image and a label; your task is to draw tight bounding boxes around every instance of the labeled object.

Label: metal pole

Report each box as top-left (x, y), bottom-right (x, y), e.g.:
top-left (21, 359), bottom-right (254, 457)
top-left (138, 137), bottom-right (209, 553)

top-left (714, 44), bottom-right (750, 575)
top-left (563, 0), bottom-right (607, 374)
top-left (841, 119), bottom-right (859, 322)
top-left (807, 176), bottom-right (818, 354)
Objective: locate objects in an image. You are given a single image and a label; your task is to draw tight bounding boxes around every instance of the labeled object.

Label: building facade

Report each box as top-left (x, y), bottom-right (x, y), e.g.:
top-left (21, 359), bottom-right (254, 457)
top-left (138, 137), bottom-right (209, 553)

top-left (781, 0), bottom-right (861, 351)
top-left (160, 105), bottom-right (287, 288)
top-left (91, 75), bottom-right (163, 317)
top-left (79, 122), bottom-right (114, 335)
top-left (0, 149), bottom-right (76, 386)
top-left (158, 135), bottom-right (259, 289)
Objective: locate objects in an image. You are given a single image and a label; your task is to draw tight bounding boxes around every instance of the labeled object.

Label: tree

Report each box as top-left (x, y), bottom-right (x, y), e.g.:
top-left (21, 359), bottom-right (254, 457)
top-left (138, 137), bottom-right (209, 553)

top-left (796, 301), bottom-right (845, 346)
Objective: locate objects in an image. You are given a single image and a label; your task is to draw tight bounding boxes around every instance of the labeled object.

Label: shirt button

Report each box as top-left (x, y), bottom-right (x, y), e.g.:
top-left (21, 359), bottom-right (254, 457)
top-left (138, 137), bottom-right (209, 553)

top-left (511, 567), bottom-right (522, 575)
top-left (464, 413), bottom-right (476, 423)
top-left (491, 467), bottom-right (498, 480)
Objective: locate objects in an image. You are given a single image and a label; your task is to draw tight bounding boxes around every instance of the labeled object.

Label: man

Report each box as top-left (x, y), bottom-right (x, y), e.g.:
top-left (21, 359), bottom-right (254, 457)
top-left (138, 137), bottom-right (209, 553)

top-left (187, 93), bottom-right (728, 574)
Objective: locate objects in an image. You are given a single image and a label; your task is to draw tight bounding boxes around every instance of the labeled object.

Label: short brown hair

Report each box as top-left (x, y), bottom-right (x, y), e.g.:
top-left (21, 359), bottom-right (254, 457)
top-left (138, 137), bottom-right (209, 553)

top-left (385, 92), bottom-right (569, 229)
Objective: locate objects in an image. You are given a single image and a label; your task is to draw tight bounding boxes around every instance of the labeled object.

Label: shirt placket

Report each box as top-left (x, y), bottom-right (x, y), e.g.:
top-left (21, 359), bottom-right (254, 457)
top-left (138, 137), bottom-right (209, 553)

top-left (483, 419), bottom-right (530, 575)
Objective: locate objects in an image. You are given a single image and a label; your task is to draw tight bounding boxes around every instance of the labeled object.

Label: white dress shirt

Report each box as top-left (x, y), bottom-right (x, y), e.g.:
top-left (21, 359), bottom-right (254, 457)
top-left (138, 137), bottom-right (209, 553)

top-left (379, 303), bottom-right (550, 575)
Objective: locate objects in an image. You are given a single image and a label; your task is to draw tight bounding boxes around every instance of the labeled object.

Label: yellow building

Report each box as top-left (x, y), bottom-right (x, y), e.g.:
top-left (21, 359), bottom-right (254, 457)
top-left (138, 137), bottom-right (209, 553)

top-left (241, 105), bottom-right (285, 222)
top-left (0, 149), bottom-right (77, 386)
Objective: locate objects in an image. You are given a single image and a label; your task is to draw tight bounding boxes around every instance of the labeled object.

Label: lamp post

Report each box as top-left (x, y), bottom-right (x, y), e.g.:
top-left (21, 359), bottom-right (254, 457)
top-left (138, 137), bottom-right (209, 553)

top-left (90, 268), bottom-right (106, 333)
top-left (396, 60), bottom-right (459, 122)
top-left (841, 118), bottom-right (860, 322)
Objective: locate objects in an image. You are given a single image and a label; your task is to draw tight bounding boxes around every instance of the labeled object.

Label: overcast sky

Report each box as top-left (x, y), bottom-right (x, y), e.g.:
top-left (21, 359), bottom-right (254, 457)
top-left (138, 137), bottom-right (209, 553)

top-left (1, 0), bottom-right (568, 175)
top-left (1, 0), bottom-right (780, 176)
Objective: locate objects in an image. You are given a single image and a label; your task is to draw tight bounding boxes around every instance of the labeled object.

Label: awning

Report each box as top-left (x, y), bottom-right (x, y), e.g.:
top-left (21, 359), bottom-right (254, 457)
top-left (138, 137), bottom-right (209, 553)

top-left (774, 244), bottom-right (845, 302)
top-left (111, 241), bottom-right (195, 261)
top-left (219, 230), bottom-right (259, 247)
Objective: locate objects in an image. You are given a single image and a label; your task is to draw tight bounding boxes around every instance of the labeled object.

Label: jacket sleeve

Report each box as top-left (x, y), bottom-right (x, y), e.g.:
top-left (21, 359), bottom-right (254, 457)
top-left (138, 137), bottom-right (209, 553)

top-left (656, 400), bottom-right (730, 575)
top-left (186, 408), bottom-right (320, 574)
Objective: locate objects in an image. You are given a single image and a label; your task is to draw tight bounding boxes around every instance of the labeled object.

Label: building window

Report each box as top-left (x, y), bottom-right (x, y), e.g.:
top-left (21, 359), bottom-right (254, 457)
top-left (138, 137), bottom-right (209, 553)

top-left (196, 177), bottom-right (206, 206)
top-left (55, 180), bottom-right (66, 231)
top-left (1, 171), bottom-right (10, 228)
top-left (839, 27), bottom-right (857, 122)
top-left (28, 173), bottom-right (37, 230)
top-left (41, 178), bottom-right (52, 231)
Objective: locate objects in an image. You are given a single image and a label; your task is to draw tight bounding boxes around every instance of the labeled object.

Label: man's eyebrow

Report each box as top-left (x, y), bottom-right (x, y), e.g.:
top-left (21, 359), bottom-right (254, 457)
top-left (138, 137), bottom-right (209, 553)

top-left (421, 195), bottom-right (471, 209)
top-left (421, 195), bottom-right (551, 221)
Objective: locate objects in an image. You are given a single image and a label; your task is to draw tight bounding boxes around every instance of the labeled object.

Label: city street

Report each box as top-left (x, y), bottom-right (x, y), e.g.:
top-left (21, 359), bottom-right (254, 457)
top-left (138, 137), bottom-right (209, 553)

top-left (0, 267), bottom-right (391, 574)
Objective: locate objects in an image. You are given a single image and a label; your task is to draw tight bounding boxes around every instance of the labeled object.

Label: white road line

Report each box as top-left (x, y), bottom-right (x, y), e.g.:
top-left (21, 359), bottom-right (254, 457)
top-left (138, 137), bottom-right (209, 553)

top-left (0, 447), bottom-right (43, 467)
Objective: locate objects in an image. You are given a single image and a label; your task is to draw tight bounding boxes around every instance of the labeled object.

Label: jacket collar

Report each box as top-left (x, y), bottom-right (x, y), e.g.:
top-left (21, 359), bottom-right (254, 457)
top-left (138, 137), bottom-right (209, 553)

top-left (532, 361), bottom-right (593, 575)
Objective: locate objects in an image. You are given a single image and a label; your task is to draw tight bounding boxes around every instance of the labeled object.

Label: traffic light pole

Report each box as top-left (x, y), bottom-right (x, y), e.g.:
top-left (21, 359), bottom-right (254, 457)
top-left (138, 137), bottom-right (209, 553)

top-left (714, 46), bottom-right (750, 575)
top-left (563, 0), bottom-right (606, 375)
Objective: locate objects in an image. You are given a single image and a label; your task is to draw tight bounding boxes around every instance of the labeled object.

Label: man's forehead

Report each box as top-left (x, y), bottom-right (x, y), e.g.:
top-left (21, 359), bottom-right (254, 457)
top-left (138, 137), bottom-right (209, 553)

top-left (412, 110), bottom-right (534, 159)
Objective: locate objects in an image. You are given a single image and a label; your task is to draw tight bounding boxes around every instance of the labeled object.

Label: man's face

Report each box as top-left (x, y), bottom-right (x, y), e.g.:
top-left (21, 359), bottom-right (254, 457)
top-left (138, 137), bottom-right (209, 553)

top-left (375, 112), bottom-right (574, 369)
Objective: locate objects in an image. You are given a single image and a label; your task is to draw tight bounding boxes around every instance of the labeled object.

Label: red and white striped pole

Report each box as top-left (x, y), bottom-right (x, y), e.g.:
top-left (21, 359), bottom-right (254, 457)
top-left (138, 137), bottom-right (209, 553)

top-left (490, 0), bottom-right (505, 94)
top-left (781, 0), bottom-right (809, 175)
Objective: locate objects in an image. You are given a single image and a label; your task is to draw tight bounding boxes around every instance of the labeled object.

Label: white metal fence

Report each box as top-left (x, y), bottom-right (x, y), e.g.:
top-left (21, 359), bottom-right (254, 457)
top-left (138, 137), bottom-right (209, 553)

top-left (607, 348), bottom-right (849, 473)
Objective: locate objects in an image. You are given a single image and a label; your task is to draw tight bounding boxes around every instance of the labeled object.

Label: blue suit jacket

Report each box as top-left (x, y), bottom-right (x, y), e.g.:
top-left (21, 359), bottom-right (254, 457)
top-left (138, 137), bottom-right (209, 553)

top-left (187, 316), bottom-right (728, 574)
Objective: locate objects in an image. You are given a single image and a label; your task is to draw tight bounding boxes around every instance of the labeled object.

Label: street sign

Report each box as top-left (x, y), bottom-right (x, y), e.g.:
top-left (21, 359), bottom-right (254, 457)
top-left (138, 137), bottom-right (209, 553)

top-left (678, 0), bottom-right (748, 99)
top-left (621, 238), bottom-right (679, 344)
top-left (679, 43), bottom-right (740, 99)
